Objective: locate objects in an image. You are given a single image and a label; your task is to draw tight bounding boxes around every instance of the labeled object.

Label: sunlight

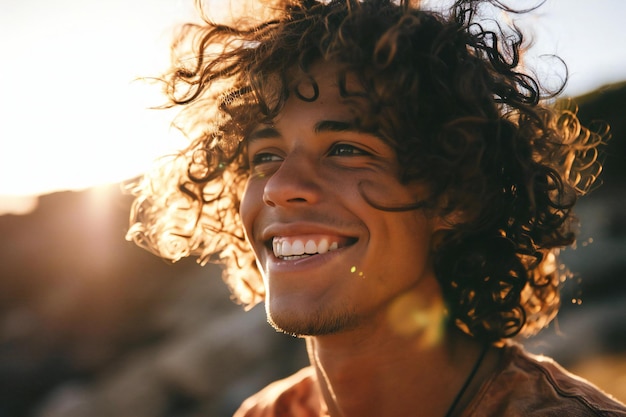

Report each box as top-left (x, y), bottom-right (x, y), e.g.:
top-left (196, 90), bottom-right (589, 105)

top-left (1, 0), bottom-right (625, 215)
top-left (0, 0), bottom-right (195, 199)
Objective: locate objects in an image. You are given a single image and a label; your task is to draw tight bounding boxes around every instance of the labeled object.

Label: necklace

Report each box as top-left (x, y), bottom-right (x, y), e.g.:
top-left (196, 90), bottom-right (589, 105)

top-left (443, 345), bottom-right (489, 417)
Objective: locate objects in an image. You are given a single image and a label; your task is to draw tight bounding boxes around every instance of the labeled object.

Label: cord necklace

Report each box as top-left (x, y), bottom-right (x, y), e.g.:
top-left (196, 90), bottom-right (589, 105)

top-left (443, 344), bottom-right (489, 417)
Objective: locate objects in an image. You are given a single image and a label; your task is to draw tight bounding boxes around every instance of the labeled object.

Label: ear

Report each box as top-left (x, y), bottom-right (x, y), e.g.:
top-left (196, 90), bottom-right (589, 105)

top-left (405, 182), bottom-right (465, 233)
top-left (432, 209), bottom-right (466, 232)
top-left (416, 188), bottom-right (466, 233)
top-left (428, 208), bottom-right (465, 253)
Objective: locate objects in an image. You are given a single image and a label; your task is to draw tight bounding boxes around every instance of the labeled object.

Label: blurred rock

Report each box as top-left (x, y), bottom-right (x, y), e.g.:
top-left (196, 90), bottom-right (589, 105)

top-left (0, 186), bottom-right (306, 417)
top-left (522, 82), bottom-right (626, 402)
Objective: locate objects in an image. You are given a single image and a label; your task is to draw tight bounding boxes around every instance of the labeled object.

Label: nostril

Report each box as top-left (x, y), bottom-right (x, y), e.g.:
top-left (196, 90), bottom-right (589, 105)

top-left (262, 192), bottom-right (277, 207)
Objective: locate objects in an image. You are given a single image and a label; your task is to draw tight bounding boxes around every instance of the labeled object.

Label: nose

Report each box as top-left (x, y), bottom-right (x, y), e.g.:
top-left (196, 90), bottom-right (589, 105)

top-left (262, 152), bottom-right (322, 207)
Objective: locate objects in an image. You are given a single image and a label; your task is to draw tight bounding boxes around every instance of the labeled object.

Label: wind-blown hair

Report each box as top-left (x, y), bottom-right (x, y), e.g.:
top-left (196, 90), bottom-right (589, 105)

top-left (126, 0), bottom-right (606, 343)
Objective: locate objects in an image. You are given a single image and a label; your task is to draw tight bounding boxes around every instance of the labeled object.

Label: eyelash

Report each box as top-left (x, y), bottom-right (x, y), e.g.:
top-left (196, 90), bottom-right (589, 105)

top-left (250, 142), bottom-right (370, 167)
top-left (328, 143), bottom-right (369, 157)
top-left (251, 152), bottom-right (282, 166)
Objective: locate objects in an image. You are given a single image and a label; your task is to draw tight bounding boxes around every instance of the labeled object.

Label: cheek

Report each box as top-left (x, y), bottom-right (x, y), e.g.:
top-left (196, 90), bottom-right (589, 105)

top-left (368, 211), bottom-right (435, 276)
top-left (354, 176), bottom-right (424, 211)
top-left (240, 179), bottom-right (265, 244)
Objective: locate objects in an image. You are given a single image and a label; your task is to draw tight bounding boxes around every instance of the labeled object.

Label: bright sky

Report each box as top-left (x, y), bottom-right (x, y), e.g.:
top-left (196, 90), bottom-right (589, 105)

top-left (1, 0), bottom-right (625, 214)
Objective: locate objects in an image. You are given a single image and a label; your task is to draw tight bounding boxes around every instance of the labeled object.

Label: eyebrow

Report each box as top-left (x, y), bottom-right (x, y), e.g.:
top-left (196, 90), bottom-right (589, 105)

top-left (315, 120), bottom-right (387, 143)
top-left (314, 120), bottom-right (357, 134)
top-left (246, 127), bottom-right (280, 143)
top-left (247, 120), bottom-right (370, 143)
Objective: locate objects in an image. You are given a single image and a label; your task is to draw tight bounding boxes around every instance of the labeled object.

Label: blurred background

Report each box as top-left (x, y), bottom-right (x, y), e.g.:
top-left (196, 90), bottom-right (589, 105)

top-left (0, 1), bottom-right (625, 416)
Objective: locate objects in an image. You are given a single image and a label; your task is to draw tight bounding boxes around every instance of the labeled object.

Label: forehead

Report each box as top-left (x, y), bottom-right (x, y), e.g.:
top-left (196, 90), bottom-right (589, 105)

top-left (246, 64), bottom-right (389, 148)
top-left (266, 63), bottom-right (370, 126)
top-left (245, 61), bottom-right (392, 149)
top-left (290, 61), bottom-right (366, 98)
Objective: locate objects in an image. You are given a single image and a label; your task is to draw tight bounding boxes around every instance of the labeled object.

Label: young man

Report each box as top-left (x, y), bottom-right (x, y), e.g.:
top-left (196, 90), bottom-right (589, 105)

top-left (126, 0), bottom-right (626, 415)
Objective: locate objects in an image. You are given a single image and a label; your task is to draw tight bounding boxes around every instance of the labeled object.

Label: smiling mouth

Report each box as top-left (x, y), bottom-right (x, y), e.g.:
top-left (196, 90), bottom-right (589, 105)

top-left (270, 235), bottom-right (357, 260)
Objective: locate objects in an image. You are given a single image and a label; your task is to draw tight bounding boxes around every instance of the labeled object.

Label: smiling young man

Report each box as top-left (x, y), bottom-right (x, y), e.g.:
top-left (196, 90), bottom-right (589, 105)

top-left (242, 63), bottom-right (442, 342)
top-left (126, 0), bottom-right (626, 415)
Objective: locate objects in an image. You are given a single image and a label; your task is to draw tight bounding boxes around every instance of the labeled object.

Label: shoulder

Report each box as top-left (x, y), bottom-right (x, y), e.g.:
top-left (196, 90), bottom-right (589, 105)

top-left (464, 343), bottom-right (626, 417)
top-left (233, 366), bottom-right (321, 417)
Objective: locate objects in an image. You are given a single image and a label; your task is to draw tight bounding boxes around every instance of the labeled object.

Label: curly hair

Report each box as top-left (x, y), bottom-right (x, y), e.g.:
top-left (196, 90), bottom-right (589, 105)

top-left (126, 0), bottom-right (606, 343)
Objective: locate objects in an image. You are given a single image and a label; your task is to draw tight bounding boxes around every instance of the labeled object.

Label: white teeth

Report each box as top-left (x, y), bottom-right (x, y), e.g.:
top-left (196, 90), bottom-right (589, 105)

top-left (317, 239), bottom-right (329, 254)
top-left (291, 240), bottom-right (305, 255)
top-left (272, 237), bottom-right (341, 258)
top-left (282, 254), bottom-right (309, 261)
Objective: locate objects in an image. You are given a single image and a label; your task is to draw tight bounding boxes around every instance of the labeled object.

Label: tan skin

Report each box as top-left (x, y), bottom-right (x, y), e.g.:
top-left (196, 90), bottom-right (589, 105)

top-left (240, 63), bottom-right (502, 417)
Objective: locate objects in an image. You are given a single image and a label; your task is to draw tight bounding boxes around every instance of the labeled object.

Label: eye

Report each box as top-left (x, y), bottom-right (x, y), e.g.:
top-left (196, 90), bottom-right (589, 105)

top-left (251, 152), bottom-right (283, 166)
top-left (328, 143), bottom-right (370, 157)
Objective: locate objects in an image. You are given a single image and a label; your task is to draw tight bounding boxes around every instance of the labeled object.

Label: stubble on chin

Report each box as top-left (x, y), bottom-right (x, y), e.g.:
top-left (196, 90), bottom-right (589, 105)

top-left (266, 305), bottom-right (359, 337)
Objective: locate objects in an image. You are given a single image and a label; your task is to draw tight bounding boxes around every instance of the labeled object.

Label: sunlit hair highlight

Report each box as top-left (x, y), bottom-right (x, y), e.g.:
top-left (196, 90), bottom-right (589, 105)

top-left (126, 0), bottom-right (607, 341)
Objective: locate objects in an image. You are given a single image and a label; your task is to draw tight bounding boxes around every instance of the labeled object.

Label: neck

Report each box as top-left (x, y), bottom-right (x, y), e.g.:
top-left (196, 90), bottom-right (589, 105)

top-left (306, 316), bottom-right (493, 417)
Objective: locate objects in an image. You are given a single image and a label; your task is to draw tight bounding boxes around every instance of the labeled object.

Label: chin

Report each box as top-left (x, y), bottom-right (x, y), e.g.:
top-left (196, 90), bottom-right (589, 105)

top-left (266, 303), bottom-right (359, 337)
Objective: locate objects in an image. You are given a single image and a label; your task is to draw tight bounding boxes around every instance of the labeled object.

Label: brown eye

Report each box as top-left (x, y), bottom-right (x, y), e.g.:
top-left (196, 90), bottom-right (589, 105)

top-left (251, 152), bottom-right (282, 166)
top-left (329, 143), bottom-right (369, 157)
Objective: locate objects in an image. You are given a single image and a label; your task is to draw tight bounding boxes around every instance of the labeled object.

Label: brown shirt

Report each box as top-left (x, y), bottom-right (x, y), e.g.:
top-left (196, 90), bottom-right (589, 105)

top-left (461, 344), bottom-right (626, 417)
top-left (234, 344), bottom-right (626, 417)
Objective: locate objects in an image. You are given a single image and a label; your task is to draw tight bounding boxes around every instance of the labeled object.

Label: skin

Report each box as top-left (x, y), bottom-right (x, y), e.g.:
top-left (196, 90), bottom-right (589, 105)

top-left (239, 63), bottom-right (500, 417)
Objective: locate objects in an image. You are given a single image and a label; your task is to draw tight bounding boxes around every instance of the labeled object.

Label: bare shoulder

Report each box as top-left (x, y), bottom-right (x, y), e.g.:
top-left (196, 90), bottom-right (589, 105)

top-left (234, 367), bottom-right (321, 417)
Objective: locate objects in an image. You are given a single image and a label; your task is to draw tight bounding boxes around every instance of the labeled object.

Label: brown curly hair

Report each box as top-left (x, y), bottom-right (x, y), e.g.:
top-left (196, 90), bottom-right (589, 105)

top-left (126, 0), bottom-right (606, 343)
